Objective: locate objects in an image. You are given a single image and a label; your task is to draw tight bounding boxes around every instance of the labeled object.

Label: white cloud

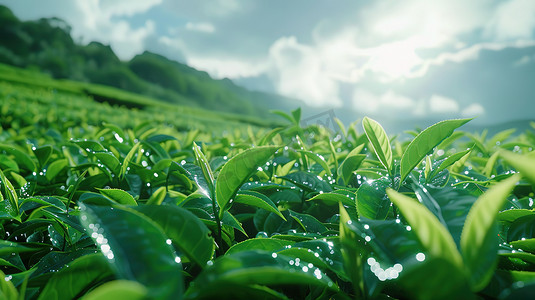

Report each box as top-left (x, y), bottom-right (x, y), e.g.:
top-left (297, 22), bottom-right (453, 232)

top-left (461, 103), bottom-right (486, 117)
top-left (187, 57), bottom-right (267, 78)
top-left (429, 94), bottom-right (459, 114)
top-left (268, 36), bottom-right (341, 107)
top-left (513, 55), bottom-right (534, 66)
top-left (352, 89), bottom-right (415, 115)
top-left (65, 0), bottom-right (159, 60)
top-left (485, 0), bottom-right (535, 41)
top-left (99, 0), bottom-right (163, 17)
top-left (185, 22), bottom-right (215, 33)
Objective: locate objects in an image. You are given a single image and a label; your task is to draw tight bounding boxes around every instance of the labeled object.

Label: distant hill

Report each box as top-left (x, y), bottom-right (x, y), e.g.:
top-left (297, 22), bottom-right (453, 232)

top-left (0, 5), bottom-right (300, 118)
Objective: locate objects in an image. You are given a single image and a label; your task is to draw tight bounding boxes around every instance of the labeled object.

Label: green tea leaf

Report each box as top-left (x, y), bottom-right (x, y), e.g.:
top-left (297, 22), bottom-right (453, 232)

top-left (0, 144), bottom-right (36, 172)
top-left (362, 117), bottom-right (392, 173)
top-left (226, 238), bottom-right (293, 255)
top-left (82, 280), bottom-right (147, 300)
top-left (460, 174), bottom-right (520, 291)
top-left (289, 210), bottom-right (328, 234)
top-left (507, 214), bottom-right (535, 243)
top-left (222, 211), bottom-right (248, 236)
top-left (235, 190), bottom-right (286, 221)
top-left (0, 169), bottom-right (19, 218)
top-left (93, 152), bottom-right (121, 175)
top-left (339, 203), bottom-right (364, 298)
top-left (337, 144), bottom-right (365, 185)
top-left (103, 123), bottom-right (128, 143)
top-left (79, 204), bottom-right (183, 299)
top-left (45, 158), bottom-right (68, 182)
top-left (33, 145), bottom-right (53, 168)
top-left (0, 270), bottom-right (18, 300)
top-left (134, 205), bottom-right (214, 268)
top-left (400, 118), bottom-right (471, 185)
top-left (38, 254), bottom-right (113, 300)
top-left (511, 238), bottom-right (535, 253)
top-left (279, 171), bottom-right (333, 194)
top-left (119, 142), bottom-right (141, 179)
top-left (482, 151), bottom-right (500, 178)
top-left (386, 188), bottom-right (463, 268)
top-left (398, 256), bottom-right (472, 300)
top-left (185, 250), bottom-right (338, 299)
top-left (216, 146), bottom-right (278, 216)
top-left (500, 150), bottom-right (535, 185)
top-left (431, 148), bottom-right (472, 178)
top-left (146, 186), bottom-right (166, 205)
top-left (357, 177), bottom-right (391, 220)
top-left (192, 142), bottom-right (215, 198)
top-left (97, 188), bottom-right (137, 206)
top-left (307, 189), bottom-right (356, 208)
top-left (298, 150), bottom-right (332, 176)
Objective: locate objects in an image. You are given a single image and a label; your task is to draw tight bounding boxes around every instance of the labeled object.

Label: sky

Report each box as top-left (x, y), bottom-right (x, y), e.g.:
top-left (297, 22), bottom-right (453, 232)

top-left (2, 0), bottom-right (535, 129)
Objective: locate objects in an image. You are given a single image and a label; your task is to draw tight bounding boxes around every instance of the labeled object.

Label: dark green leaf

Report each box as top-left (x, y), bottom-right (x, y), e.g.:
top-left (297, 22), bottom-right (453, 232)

top-left (38, 254), bottom-right (113, 300)
top-left (508, 214), bottom-right (535, 243)
top-left (79, 203), bottom-right (183, 299)
top-left (386, 188), bottom-right (463, 268)
top-left (279, 171), bottom-right (332, 194)
top-left (337, 145), bottom-right (366, 185)
top-left (0, 144), bottom-right (36, 172)
top-left (357, 177), bottom-right (391, 220)
top-left (226, 238), bottom-right (293, 255)
top-left (134, 205), bottom-right (214, 268)
top-left (185, 250), bottom-right (338, 299)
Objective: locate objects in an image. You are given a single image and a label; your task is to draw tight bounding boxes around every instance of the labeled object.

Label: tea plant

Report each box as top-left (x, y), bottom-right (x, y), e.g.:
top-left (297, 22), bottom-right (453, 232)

top-left (1, 87), bottom-right (535, 299)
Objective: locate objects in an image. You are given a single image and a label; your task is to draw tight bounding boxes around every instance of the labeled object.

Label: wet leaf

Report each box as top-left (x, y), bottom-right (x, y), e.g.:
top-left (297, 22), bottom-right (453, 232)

top-left (461, 174), bottom-right (520, 291)
top-left (97, 188), bottom-right (137, 206)
top-left (400, 118), bottom-right (471, 185)
top-left (386, 188), bottom-right (463, 268)
top-left (134, 205), bottom-right (214, 268)
top-left (185, 250), bottom-right (338, 299)
top-left (216, 146), bottom-right (278, 216)
top-left (362, 117), bottom-right (392, 174)
top-left (79, 203), bottom-right (183, 299)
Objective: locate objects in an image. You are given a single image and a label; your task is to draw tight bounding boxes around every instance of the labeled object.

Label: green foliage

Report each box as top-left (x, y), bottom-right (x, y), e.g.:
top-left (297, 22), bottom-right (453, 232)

top-left (0, 5), bottom-right (294, 119)
top-left (362, 116), bottom-right (393, 174)
top-left (0, 79), bottom-right (534, 300)
top-left (399, 118), bottom-right (472, 184)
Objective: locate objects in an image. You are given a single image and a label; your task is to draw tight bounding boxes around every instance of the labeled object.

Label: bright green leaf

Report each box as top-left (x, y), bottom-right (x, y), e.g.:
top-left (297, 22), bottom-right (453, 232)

top-left (82, 280), bottom-right (147, 300)
top-left (386, 188), bottom-right (463, 268)
top-left (97, 188), bottom-right (137, 206)
top-left (235, 190), bottom-right (286, 221)
top-left (400, 118), bottom-right (471, 185)
top-left (500, 150), bottom-right (535, 185)
top-left (460, 174), bottom-right (520, 291)
top-left (362, 117), bottom-right (392, 174)
top-left (216, 146), bottom-right (278, 217)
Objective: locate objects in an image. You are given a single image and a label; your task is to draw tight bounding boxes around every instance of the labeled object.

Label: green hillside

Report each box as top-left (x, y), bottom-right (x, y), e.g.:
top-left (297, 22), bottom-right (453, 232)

top-left (0, 5), bottom-right (298, 118)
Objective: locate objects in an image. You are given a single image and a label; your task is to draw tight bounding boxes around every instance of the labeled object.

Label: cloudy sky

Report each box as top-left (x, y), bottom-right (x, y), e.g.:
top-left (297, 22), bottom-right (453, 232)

top-left (3, 0), bottom-right (535, 129)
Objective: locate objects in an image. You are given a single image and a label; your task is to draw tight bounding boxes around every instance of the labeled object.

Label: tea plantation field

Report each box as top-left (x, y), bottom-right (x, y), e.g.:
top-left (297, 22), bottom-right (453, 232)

top-left (1, 77), bottom-right (535, 299)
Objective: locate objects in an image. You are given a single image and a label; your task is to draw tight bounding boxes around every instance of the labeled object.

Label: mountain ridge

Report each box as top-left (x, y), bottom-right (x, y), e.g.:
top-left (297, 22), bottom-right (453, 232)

top-left (0, 5), bottom-right (301, 118)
